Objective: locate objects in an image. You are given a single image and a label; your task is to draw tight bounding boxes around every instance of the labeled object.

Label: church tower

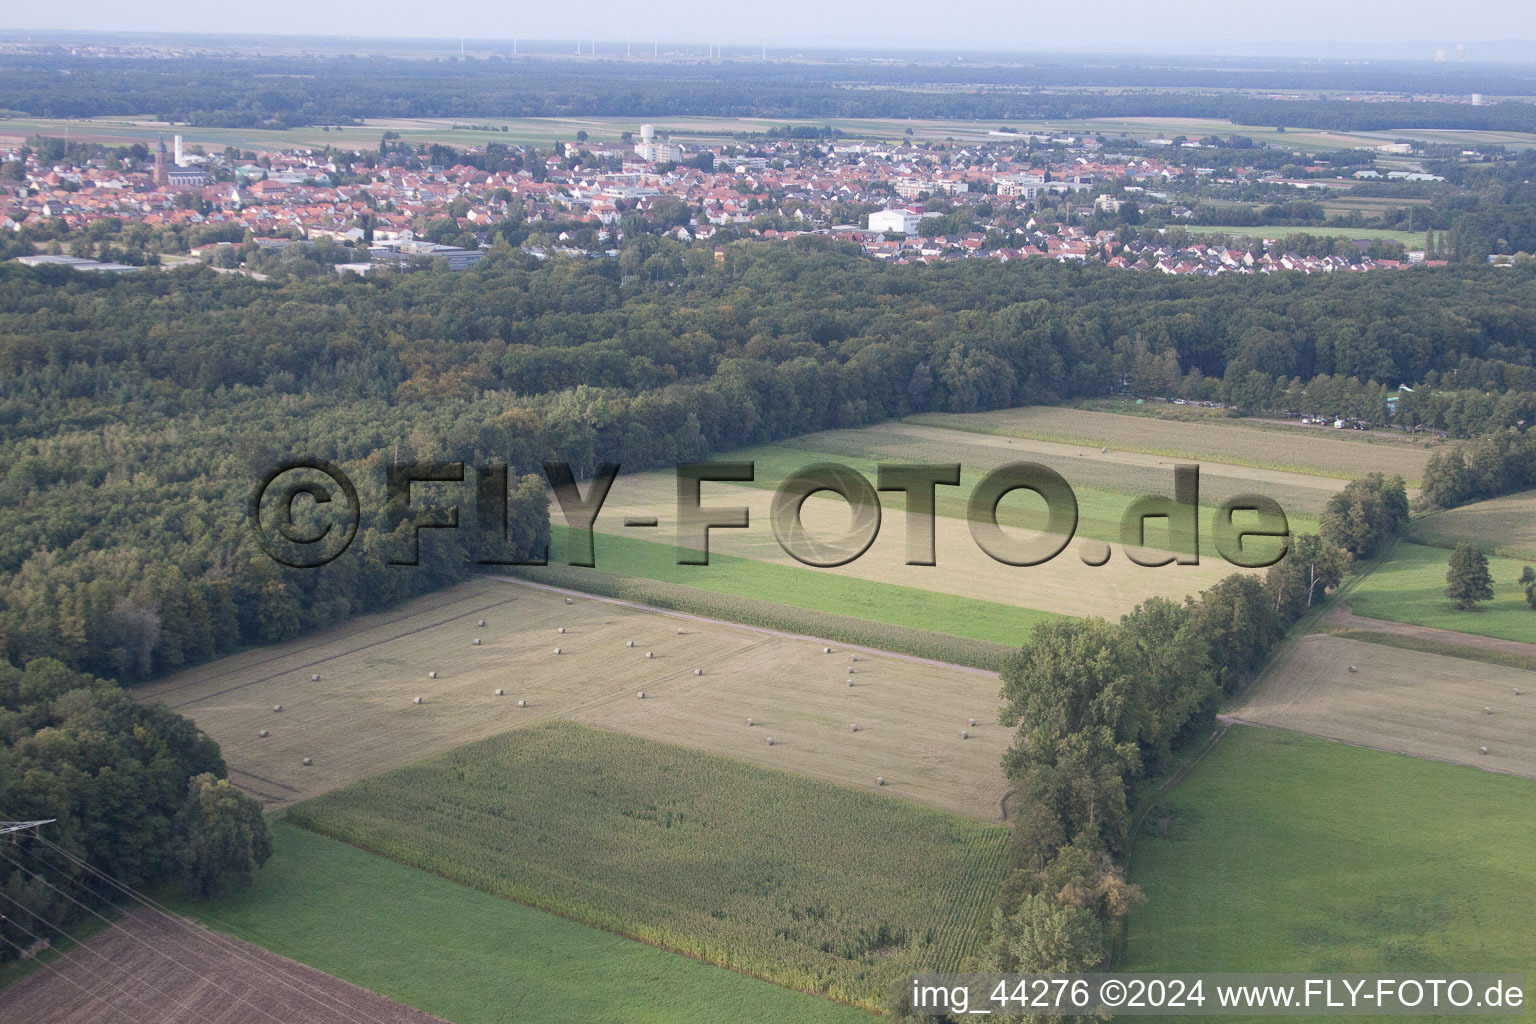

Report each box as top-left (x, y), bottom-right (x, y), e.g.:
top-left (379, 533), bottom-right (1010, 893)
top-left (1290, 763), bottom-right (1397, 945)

top-left (153, 136), bottom-right (168, 186)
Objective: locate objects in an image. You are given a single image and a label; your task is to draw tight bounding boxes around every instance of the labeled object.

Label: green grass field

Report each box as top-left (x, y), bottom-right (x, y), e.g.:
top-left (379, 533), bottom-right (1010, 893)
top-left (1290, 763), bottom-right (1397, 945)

top-left (168, 821), bottom-right (871, 1024)
top-left (287, 721), bottom-right (1011, 1010)
top-left (1125, 727), bottom-right (1536, 998)
top-left (505, 560), bottom-right (1014, 670)
top-left (548, 524), bottom-right (1063, 647)
top-left (1346, 543), bottom-right (1536, 644)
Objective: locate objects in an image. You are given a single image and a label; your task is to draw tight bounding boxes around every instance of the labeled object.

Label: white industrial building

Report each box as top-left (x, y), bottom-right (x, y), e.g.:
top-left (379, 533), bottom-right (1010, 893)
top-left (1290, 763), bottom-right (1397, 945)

top-left (868, 208), bottom-right (922, 234)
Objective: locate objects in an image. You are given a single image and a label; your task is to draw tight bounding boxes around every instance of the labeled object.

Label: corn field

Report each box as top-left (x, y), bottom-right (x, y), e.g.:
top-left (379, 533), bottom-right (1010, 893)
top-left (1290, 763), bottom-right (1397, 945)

top-left (289, 721), bottom-right (1011, 1009)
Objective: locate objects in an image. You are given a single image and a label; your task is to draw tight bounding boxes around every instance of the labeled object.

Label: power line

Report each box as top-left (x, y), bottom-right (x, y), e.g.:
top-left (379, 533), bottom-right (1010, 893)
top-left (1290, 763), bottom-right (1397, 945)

top-left (38, 855), bottom-right (390, 1024)
top-left (0, 848), bottom-right (214, 1023)
top-left (0, 885), bottom-right (174, 1022)
top-left (0, 920), bottom-right (149, 1024)
top-left (7, 843), bottom-right (291, 1024)
top-left (4, 819), bottom-right (388, 1024)
top-left (32, 837), bottom-right (391, 1024)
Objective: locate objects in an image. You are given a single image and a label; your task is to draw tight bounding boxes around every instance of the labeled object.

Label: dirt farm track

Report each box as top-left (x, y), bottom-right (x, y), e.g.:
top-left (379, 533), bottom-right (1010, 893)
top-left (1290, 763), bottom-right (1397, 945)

top-left (0, 911), bottom-right (446, 1024)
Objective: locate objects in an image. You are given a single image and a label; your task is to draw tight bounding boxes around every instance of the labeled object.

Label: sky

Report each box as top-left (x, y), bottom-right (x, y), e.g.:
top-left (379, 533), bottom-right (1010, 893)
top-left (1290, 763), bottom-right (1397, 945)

top-left (10, 1), bottom-right (1536, 56)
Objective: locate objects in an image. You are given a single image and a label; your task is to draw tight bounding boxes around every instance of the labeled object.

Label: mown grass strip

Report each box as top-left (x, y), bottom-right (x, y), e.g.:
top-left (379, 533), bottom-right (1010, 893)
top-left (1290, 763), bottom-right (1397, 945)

top-left (523, 525), bottom-right (1054, 659)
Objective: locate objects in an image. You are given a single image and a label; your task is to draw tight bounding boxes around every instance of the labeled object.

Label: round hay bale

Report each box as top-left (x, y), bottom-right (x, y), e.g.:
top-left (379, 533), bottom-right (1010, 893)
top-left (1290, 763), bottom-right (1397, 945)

top-left (848, 679), bottom-right (855, 687)
top-left (518, 699), bottom-right (527, 707)
top-left (847, 667), bottom-right (855, 675)
top-left (1348, 665), bottom-right (1358, 673)
top-left (824, 646), bottom-right (832, 654)
top-left (767, 736), bottom-right (775, 746)
top-left (473, 638), bottom-right (482, 645)
top-left (429, 671), bottom-right (438, 679)
top-left (311, 674), bottom-right (320, 682)
top-left (413, 696), bottom-right (423, 705)
top-left (747, 717), bottom-right (755, 726)
top-left (495, 688), bottom-right (504, 696)
top-left (565, 597), bottom-right (573, 605)
top-left (646, 651), bottom-right (654, 659)
top-left (961, 730), bottom-right (969, 739)
top-left (478, 619), bottom-right (486, 627)
top-left (558, 627), bottom-right (566, 634)
top-left (637, 691), bottom-right (646, 699)
top-left (850, 723), bottom-right (858, 733)
top-left (677, 628), bottom-right (684, 635)
top-left (258, 729), bottom-right (269, 738)
top-left (302, 757), bottom-right (313, 766)
top-left (627, 640), bottom-right (636, 647)
top-left (969, 718), bottom-right (976, 727)
top-left (1516, 687), bottom-right (1522, 695)
top-left (1486, 706), bottom-right (1493, 714)
top-left (695, 668), bottom-right (703, 676)
top-left (273, 704), bottom-right (283, 712)
top-left (1481, 746), bottom-right (1490, 755)
top-left (554, 647), bottom-right (562, 655)
top-left (876, 776), bottom-right (885, 786)
top-left (850, 655), bottom-right (858, 662)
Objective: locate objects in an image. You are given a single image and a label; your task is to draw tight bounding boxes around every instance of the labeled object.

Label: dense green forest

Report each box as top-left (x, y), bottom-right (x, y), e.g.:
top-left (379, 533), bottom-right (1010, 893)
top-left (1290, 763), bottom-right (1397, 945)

top-left (4, 53), bottom-right (1536, 130)
top-left (0, 658), bottom-right (270, 964)
top-left (2, 247), bottom-right (1535, 689)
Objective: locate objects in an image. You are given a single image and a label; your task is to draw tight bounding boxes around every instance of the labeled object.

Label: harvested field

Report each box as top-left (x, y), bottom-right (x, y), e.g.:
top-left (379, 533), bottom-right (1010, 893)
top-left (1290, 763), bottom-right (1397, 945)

top-left (1236, 633), bottom-right (1536, 778)
top-left (505, 557), bottom-right (1022, 666)
top-left (783, 422), bottom-right (1347, 515)
top-left (1407, 490), bottom-right (1536, 560)
top-left (137, 578), bottom-right (1011, 820)
top-left (0, 909), bottom-right (446, 1024)
top-left (289, 722), bottom-right (1010, 1010)
top-left (907, 406), bottom-right (1431, 484)
top-left (586, 461), bottom-right (1274, 625)
top-left (728, 441), bottom-right (1322, 547)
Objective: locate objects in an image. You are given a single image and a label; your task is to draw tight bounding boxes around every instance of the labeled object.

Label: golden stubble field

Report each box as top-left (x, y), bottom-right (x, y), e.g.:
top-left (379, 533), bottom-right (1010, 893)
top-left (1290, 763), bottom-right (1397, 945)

top-left (586, 413), bottom-right (1351, 622)
top-left (784, 421), bottom-right (1351, 519)
top-left (593, 469), bottom-right (1254, 620)
top-left (137, 578), bottom-right (1012, 820)
top-left (1236, 634), bottom-right (1536, 778)
top-left (1407, 491), bottom-right (1536, 560)
top-left (907, 407), bottom-right (1433, 485)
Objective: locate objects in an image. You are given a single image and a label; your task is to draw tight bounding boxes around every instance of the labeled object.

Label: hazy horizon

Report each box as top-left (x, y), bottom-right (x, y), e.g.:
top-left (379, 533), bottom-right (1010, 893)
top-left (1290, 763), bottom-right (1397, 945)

top-left (7, 2), bottom-right (1536, 62)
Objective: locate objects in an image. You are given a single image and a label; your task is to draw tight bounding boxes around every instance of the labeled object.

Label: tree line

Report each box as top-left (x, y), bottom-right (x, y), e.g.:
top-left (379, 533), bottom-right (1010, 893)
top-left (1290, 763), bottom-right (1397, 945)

top-left (0, 658), bottom-right (270, 964)
top-left (981, 476), bottom-right (1404, 979)
top-left (2, 247), bottom-right (1534, 687)
top-left (1421, 430), bottom-right (1536, 509)
top-left (6, 53), bottom-right (1536, 132)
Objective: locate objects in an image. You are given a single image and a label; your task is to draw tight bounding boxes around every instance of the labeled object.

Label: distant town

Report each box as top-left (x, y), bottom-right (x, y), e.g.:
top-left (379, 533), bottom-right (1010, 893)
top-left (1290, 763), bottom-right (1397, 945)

top-left (3, 122), bottom-right (1469, 277)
